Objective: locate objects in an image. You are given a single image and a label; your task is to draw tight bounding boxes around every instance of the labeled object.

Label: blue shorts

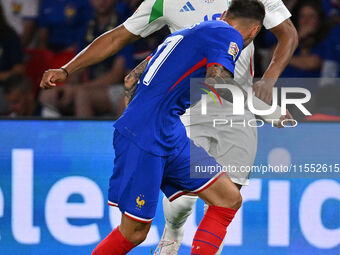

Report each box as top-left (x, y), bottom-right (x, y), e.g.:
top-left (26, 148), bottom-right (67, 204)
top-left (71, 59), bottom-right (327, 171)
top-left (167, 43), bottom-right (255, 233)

top-left (108, 130), bottom-right (223, 223)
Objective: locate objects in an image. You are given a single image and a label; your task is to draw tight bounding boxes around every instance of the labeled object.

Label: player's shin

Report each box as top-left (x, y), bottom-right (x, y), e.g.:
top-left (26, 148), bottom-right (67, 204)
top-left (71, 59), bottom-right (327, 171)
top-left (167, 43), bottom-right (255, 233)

top-left (191, 206), bottom-right (237, 255)
top-left (203, 203), bottom-right (228, 255)
top-left (155, 195), bottom-right (198, 254)
top-left (91, 227), bottom-right (135, 255)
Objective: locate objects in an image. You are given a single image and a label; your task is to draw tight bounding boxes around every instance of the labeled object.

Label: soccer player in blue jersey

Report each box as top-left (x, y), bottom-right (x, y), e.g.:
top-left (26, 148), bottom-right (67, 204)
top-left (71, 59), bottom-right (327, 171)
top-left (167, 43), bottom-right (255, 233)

top-left (87, 1), bottom-right (266, 254)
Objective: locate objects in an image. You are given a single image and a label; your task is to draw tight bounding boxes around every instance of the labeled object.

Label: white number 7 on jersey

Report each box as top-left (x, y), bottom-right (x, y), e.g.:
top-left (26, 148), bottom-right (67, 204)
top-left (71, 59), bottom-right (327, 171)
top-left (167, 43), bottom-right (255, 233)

top-left (143, 35), bottom-right (184, 86)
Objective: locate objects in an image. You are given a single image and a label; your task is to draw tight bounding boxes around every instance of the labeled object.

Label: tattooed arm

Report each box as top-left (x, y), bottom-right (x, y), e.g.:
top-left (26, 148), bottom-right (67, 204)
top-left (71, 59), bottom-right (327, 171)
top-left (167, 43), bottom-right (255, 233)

top-left (205, 64), bottom-right (247, 103)
top-left (123, 58), bottom-right (149, 107)
top-left (205, 64), bottom-right (295, 128)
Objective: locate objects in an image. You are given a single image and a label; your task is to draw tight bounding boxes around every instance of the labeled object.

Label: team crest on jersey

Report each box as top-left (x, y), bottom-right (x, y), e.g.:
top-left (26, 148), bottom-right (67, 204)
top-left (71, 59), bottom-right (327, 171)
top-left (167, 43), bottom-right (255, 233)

top-left (228, 42), bottom-right (239, 61)
top-left (136, 194), bottom-right (145, 209)
top-left (204, 0), bottom-right (215, 3)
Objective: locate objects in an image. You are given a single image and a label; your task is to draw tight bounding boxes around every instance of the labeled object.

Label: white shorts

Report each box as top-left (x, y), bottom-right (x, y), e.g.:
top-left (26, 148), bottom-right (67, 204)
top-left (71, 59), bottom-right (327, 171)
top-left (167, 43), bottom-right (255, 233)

top-left (181, 101), bottom-right (258, 186)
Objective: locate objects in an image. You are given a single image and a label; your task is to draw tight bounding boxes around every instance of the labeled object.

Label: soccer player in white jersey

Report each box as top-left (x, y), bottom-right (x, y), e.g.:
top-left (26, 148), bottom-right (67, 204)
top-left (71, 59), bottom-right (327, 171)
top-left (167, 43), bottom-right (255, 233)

top-left (40, 0), bottom-right (298, 254)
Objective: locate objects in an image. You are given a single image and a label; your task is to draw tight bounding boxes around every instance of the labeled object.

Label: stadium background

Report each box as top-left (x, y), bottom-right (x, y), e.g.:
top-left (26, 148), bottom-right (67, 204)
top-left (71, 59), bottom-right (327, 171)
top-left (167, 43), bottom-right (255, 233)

top-left (0, 0), bottom-right (339, 254)
top-left (0, 121), bottom-right (339, 254)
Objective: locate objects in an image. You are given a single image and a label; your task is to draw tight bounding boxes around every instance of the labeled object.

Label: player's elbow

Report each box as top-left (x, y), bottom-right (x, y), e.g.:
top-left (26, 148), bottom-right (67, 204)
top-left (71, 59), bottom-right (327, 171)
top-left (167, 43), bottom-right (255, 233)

top-left (290, 26), bottom-right (299, 52)
top-left (275, 19), bottom-right (299, 53)
top-left (285, 21), bottom-right (299, 52)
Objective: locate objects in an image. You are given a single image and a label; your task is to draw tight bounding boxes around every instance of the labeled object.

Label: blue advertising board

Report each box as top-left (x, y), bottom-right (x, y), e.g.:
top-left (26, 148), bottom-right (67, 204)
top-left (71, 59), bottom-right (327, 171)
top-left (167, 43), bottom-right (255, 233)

top-left (0, 120), bottom-right (339, 254)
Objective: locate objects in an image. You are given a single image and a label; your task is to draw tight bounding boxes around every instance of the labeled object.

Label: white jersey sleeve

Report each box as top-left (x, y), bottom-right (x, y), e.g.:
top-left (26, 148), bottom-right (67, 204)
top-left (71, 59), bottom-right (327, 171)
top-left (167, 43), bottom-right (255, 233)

top-left (262, 0), bottom-right (291, 30)
top-left (123, 0), bottom-right (167, 38)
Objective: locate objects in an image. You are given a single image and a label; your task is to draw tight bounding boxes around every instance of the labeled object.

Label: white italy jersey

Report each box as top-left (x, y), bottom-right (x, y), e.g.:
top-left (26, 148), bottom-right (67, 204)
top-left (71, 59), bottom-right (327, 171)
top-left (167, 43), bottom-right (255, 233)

top-left (124, 0), bottom-right (291, 87)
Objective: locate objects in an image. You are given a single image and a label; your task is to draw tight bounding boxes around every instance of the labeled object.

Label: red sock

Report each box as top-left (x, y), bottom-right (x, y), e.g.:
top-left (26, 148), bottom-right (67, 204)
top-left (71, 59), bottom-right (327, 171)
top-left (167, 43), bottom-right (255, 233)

top-left (191, 206), bottom-right (237, 255)
top-left (92, 227), bottom-right (135, 255)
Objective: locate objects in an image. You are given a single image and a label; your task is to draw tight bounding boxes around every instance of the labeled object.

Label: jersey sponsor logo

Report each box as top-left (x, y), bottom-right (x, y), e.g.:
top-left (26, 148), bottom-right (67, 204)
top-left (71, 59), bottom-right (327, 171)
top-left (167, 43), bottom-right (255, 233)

top-left (228, 42), bottom-right (239, 61)
top-left (179, 1), bottom-right (196, 12)
top-left (136, 194), bottom-right (146, 209)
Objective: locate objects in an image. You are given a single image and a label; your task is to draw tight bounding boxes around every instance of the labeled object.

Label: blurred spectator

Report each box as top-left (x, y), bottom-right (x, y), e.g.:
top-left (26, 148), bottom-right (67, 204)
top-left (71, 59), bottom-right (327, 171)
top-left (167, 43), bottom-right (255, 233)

top-left (4, 74), bottom-right (41, 117)
top-left (305, 84), bottom-right (340, 121)
top-left (40, 0), bottom-right (132, 118)
top-left (281, 2), bottom-right (329, 78)
top-left (37, 0), bottom-right (93, 52)
top-left (284, 0), bottom-right (298, 11)
top-left (0, 4), bottom-right (24, 82)
top-left (0, 0), bottom-right (39, 47)
top-left (322, 0), bottom-right (340, 23)
top-left (124, 0), bottom-right (141, 11)
top-left (321, 24), bottom-right (340, 80)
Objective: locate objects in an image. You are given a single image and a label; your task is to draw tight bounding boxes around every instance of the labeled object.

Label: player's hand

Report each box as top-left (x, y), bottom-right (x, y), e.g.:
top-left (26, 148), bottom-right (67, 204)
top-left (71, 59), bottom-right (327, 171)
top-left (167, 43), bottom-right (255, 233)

top-left (253, 80), bottom-right (275, 105)
top-left (40, 69), bottom-right (68, 89)
top-left (276, 110), bottom-right (295, 128)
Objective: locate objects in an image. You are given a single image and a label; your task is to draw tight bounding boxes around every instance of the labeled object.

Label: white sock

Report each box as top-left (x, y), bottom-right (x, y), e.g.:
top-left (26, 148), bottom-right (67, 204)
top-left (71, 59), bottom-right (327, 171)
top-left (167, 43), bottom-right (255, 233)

top-left (162, 195), bottom-right (198, 241)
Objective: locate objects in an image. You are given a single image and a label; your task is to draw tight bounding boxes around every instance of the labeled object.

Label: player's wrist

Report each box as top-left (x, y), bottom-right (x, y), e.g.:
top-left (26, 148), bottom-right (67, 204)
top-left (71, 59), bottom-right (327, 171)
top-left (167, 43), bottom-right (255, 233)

top-left (60, 67), bottom-right (69, 78)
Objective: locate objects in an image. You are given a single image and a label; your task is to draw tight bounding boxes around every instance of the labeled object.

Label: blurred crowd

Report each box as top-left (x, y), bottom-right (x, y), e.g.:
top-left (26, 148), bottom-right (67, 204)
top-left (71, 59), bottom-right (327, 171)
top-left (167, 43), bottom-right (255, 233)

top-left (0, 0), bottom-right (340, 121)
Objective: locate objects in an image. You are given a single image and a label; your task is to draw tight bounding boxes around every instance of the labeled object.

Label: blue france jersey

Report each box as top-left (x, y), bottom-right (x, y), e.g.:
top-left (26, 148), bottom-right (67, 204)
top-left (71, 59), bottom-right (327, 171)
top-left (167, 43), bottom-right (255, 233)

top-left (114, 20), bottom-right (243, 156)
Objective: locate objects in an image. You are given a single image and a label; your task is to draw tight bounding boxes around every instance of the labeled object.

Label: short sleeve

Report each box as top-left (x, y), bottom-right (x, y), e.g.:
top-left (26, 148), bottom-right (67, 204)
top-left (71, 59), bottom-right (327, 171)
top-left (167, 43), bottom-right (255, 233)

top-left (205, 27), bottom-right (244, 75)
top-left (21, 0), bottom-right (39, 19)
top-left (123, 0), bottom-right (167, 38)
top-left (262, 0), bottom-right (292, 30)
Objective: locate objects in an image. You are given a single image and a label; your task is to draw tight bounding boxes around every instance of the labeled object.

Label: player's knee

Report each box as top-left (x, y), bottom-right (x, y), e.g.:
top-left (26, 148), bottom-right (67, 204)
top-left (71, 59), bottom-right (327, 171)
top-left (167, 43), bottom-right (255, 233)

top-left (130, 228), bottom-right (149, 245)
top-left (229, 189), bottom-right (242, 210)
top-left (221, 187), bottom-right (242, 210)
top-left (232, 191), bottom-right (243, 210)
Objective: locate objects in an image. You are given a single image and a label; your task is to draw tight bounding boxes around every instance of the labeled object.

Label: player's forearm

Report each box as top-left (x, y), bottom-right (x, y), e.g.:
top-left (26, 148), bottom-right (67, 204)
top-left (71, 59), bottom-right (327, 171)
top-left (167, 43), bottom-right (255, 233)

top-left (124, 58), bottom-right (149, 104)
top-left (62, 25), bottom-right (139, 75)
top-left (206, 65), bottom-right (282, 122)
top-left (205, 64), bottom-right (247, 103)
top-left (262, 19), bottom-right (298, 81)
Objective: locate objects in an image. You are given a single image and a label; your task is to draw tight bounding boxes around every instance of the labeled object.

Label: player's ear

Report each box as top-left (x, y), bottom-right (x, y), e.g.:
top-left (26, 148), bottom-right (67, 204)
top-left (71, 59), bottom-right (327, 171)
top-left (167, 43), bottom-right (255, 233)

top-left (250, 24), bottom-right (261, 38)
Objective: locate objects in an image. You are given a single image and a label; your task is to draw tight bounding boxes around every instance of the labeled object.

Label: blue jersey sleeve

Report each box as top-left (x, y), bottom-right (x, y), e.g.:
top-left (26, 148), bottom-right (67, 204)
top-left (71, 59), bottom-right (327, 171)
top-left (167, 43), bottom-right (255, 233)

top-left (204, 27), bottom-right (244, 75)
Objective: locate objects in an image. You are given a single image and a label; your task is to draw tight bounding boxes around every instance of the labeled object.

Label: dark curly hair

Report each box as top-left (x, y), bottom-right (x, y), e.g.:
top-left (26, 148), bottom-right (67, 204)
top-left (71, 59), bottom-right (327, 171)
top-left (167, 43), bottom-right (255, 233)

top-left (227, 0), bottom-right (265, 25)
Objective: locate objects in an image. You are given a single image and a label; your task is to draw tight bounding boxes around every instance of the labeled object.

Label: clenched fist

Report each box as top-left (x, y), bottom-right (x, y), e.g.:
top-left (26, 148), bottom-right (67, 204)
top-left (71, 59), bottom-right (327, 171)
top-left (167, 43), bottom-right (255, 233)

top-left (40, 69), bottom-right (68, 89)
